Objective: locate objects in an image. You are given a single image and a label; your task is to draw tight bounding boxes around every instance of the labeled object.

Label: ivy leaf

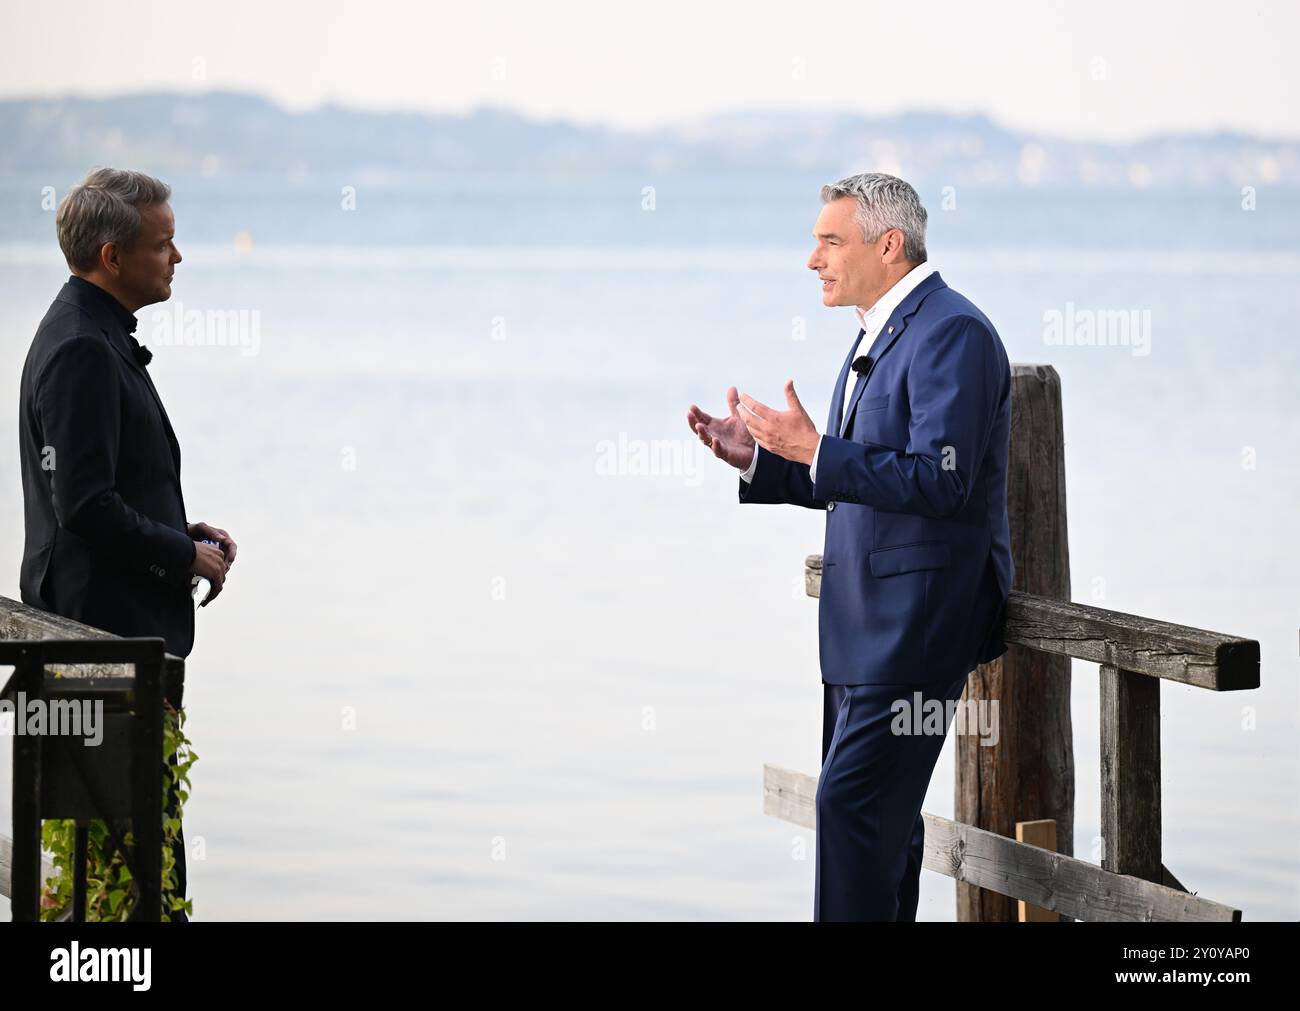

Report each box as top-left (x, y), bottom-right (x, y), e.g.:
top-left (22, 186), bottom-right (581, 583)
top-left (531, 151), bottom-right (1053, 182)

top-left (34, 704), bottom-right (194, 921)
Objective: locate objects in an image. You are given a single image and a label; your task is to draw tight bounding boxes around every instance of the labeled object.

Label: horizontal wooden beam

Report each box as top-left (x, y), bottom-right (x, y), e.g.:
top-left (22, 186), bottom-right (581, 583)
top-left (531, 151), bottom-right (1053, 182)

top-left (1, 597), bottom-right (129, 679)
top-left (803, 556), bottom-right (1258, 691)
top-left (764, 764), bottom-right (1241, 923)
top-left (0, 596), bottom-right (184, 704)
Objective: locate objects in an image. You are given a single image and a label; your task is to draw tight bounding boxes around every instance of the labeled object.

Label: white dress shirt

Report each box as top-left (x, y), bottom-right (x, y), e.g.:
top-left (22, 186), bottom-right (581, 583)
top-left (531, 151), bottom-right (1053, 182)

top-left (741, 260), bottom-right (936, 484)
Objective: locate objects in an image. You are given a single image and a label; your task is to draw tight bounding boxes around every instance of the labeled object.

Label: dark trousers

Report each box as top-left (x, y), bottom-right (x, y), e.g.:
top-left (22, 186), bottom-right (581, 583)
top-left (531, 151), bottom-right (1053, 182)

top-left (814, 669), bottom-right (971, 921)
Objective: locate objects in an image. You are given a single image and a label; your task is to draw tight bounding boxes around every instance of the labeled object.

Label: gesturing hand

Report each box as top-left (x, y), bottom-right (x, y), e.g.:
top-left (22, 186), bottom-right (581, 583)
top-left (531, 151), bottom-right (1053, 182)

top-left (687, 386), bottom-right (757, 471)
top-left (738, 380), bottom-right (820, 467)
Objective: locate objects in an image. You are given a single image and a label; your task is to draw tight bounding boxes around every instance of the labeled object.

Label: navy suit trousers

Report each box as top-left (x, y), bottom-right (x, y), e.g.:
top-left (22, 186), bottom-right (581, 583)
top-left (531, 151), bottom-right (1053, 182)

top-left (814, 668), bottom-right (972, 921)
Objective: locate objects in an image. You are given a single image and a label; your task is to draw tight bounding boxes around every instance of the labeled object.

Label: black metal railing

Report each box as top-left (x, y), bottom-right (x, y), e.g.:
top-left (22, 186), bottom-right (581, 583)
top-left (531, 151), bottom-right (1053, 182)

top-left (1, 627), bottom-right (181, 922)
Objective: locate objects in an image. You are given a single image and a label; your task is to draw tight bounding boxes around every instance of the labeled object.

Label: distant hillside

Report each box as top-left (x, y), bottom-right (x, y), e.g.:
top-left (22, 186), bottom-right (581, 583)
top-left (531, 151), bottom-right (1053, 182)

top-left (0, 91), bottom-right (1295, 186)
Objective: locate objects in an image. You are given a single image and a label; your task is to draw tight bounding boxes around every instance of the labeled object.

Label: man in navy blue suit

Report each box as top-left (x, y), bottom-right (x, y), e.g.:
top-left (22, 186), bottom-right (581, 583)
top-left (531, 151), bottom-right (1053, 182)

top-left (687, 173), bottom-right (1013, 921)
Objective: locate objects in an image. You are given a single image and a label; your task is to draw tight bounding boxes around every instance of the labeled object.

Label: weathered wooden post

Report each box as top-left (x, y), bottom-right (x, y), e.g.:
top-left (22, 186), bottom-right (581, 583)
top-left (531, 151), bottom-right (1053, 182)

top-left (1100, 664), bottom-right (1161, 883)
top-left (956, 364), bottom-right (1075, 922)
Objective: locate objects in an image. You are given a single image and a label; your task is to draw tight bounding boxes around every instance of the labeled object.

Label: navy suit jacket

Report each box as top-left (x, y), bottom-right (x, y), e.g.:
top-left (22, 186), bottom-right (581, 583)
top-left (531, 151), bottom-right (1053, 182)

top-left (740, 271), bottom-right (1013, 685)
top-left (18, 277), bottom-right (197, 657)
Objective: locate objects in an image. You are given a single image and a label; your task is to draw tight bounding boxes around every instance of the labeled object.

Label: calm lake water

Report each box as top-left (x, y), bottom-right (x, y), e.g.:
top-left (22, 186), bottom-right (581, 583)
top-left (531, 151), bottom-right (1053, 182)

top-left (1, 174), bottom-right (1297, 919)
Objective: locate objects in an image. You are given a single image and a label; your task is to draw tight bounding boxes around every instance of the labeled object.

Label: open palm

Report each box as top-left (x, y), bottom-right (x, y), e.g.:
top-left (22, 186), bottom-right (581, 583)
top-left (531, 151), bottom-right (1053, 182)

top-left (687, 386), bottom-right (756, 470)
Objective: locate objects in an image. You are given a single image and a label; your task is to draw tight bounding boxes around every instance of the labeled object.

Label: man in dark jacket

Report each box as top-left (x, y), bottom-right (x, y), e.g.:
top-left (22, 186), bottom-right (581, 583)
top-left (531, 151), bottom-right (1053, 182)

top-left (18, 167), bottom-right (237, 920)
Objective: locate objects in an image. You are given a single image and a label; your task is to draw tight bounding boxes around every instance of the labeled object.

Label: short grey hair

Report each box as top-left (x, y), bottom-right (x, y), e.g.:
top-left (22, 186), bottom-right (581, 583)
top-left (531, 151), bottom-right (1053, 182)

top-left (820, 172), bottom-right (928, 264)
top-left (56, 167), bottom-right (172, 272)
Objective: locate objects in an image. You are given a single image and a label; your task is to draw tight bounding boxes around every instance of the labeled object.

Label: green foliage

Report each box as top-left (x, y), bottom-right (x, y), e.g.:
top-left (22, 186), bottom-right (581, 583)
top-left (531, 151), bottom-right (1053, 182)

top-left (39, 700), bottom-right (198, 921)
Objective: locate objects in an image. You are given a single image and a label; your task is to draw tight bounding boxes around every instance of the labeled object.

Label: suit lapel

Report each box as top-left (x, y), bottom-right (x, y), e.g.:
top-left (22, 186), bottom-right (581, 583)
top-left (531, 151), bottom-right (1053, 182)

top-left (827, 327), bottom-right (865, 435)
top-left (840, 271), bottom-right (947, 437)
top-left (57, 283), bottom-right (184, 485)
top-left (103, 333), bottom-right (183, 479)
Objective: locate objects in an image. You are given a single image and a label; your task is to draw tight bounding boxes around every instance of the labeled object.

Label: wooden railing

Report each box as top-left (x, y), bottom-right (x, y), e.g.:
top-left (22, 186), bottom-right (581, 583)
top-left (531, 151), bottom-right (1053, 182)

top-left (763, 559), bottom-right (1259, 922)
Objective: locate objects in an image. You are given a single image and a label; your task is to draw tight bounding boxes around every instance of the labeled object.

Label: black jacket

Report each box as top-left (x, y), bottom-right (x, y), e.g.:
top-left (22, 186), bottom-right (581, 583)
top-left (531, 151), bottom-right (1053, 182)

top-left (18, 276), bottom-right (197, 656)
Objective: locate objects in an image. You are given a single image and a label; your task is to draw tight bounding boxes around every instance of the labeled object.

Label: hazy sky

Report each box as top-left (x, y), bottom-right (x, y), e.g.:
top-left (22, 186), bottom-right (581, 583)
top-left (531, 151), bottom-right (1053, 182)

top-left (1, 0), bottom-right (1296, 141)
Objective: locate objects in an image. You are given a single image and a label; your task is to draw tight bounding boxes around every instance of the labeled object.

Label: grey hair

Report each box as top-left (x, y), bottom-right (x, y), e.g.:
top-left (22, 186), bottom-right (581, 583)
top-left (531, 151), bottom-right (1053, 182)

top-left (56, 167), bottom-right (171, 272)
top-left (820, 172), bottom-right (928, 264)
